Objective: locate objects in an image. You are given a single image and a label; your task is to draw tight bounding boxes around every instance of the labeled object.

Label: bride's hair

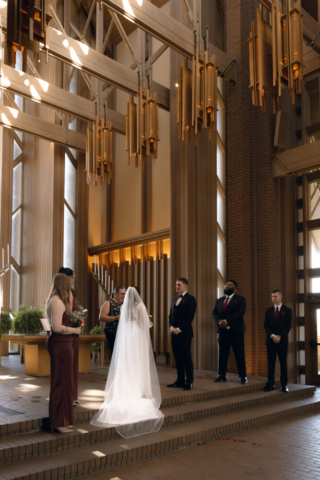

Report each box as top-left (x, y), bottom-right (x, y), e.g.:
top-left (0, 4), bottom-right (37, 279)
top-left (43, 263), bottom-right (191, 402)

top-left (46, 273), bottom-right (72, 315)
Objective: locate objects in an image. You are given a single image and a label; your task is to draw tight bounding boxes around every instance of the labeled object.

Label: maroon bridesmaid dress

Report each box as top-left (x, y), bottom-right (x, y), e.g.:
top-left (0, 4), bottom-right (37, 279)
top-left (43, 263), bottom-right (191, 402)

top-left (71, 289), bottom-right (80, 403)
top-left (47, 311), bottom-right (74, 429)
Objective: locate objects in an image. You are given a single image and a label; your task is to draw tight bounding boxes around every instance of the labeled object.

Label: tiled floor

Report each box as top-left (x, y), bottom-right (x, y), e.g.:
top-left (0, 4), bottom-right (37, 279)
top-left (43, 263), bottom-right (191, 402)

top-left (0, 355), bottom-right (268, 424)
top-left (83, 412), bottom-right (320, 480)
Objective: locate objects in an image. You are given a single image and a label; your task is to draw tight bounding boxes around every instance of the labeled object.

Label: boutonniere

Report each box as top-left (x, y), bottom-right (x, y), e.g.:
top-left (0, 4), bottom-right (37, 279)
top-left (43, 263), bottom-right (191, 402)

top-left (182, 300), bottom-right (186, 304)
top-left (281, 312), bottom-right (286, 316)
top-left (233, 301), bottom-right (237, 304)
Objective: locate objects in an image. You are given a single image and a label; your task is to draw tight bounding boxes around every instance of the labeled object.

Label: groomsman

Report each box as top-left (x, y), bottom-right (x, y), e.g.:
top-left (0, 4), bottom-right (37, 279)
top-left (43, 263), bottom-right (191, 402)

top-left (263, 290), bottom-right (292, 393)
top-left (167, 278), bottom-right (197, 391)
top-left (212, 280), bottom-right (248, 384)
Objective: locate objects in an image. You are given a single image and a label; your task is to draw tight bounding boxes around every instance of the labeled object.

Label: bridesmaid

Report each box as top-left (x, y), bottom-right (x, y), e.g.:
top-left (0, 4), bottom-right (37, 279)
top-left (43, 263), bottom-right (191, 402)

top-left (46, 274), bottom-right (82, 433)
top-left (58, 267), bottom-right (80, 406)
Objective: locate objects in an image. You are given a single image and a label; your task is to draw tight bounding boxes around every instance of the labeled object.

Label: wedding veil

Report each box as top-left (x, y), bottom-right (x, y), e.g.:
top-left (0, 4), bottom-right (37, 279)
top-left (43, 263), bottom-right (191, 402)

top-left (91, 287), bottom-right (164, 438)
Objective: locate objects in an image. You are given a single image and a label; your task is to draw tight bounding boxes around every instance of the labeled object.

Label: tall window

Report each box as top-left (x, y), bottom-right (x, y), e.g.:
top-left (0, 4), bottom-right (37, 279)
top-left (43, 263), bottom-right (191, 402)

top-left (63, 150), bottom-right (77, 270)
top-left (217, 76), bottom-right (226, 298)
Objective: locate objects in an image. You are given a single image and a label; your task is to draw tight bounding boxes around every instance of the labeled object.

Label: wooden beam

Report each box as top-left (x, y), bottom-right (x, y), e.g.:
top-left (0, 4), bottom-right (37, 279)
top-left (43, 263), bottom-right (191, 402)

top-left (273, 140), bottom-right (320, 177)
top-left (101, 0), bottom-right (236, 79)
top-left (0, 63), bottom-right (126, 133)
top-left (0, 105), bottom-right (86, 151)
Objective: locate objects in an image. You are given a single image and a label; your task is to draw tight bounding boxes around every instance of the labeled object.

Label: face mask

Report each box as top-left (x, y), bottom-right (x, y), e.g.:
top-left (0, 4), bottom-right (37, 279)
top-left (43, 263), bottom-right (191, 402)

top-left (224, 288), bottom-right (234, 296)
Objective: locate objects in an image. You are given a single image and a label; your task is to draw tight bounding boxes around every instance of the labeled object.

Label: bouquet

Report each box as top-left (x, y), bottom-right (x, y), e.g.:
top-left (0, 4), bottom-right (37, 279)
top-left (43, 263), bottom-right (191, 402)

top-left (71, 305), bottom-right (87, 331)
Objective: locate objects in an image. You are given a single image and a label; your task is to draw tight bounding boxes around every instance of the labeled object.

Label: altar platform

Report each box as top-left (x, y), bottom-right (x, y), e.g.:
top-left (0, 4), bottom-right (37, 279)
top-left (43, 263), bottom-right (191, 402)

top-left (1, 355), bottom-right (320, 480)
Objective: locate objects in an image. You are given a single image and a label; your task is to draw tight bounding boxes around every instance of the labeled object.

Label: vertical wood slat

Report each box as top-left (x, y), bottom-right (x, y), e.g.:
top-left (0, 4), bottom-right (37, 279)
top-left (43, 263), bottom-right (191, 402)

top-left (153, 256), bottom-right (160, 353)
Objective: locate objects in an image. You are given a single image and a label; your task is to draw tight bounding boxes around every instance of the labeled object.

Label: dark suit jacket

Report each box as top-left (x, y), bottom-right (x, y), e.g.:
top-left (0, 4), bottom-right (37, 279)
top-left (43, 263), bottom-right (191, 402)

top-left (264, 305), bottom-right (292, 345)
top-left (168, 293), bottom-right (197, 337)
top-left (212, 294), bottom-right (247, 334)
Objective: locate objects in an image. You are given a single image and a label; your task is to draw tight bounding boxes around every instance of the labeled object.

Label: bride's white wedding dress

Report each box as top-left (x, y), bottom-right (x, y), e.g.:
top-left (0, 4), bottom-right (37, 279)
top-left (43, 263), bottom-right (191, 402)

top-left (91, 287), bottom-right (164, 438)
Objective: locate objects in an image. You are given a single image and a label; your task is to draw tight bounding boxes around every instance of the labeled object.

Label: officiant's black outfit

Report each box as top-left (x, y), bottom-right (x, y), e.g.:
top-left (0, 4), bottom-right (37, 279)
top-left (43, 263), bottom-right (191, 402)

top-left (212, 294), bottom-right (247, 380)
top-left (169, 293), bottom-right (197, 386)
top-left (264, 305), bottom-right (292, 388)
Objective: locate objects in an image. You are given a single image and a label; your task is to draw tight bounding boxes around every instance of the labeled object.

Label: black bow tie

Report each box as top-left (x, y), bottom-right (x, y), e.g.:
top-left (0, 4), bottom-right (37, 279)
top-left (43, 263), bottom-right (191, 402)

top-left (178, 294), bottom-right (183, 298)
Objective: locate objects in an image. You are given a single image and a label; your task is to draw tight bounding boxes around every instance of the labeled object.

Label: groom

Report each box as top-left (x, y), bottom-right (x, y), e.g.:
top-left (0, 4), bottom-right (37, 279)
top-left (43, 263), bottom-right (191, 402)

top-left (167, 278), bottom-right (197, 391)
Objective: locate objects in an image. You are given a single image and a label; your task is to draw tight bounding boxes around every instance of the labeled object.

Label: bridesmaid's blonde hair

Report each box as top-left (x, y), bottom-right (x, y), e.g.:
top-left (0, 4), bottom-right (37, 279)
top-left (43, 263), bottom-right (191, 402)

top-left (46, 273), bottom-right (72, 315)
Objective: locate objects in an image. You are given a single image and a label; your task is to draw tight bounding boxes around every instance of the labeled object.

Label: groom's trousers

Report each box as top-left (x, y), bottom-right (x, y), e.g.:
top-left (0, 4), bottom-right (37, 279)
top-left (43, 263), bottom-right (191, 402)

top-left (171, 332), bottom-right (193, 384)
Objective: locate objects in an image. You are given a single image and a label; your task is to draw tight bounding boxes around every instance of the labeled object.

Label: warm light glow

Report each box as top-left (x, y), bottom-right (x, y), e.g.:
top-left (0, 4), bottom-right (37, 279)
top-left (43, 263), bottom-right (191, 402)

top-left (17, 70), bottom-right (25, 77)
top-left (78, 42), bottom-right (89, 55)
top-left (70, 47), bottom-right (82, 66)
top-left (0, 1), bottom-right (7, 7)
top-left (8, 107), bottom-right (19, 118)
top-left (136, 0), bottom-right (143, 5)
top-left (92, 451), bottom-right (106, 458)
top-left (123, 0), bottom-right (135, 17)
top-left (175, 82), bottom-right (179, 87)
top-left (18, 384), bottom-right (41, 390)
top-left (24, 79), bottom-right (30, 86)
top-left (0, 375), bottom-right (18, 380)
top-left (1, 113), bottom-right (12, 126)
top-left (76, 428), bottom-right (89, 433)
top-left (1, 72), bottom-right (11, 88)
top-left (37, 78), bottom-right (49, 92)
top-left (30, 85), bottom-right (41, 101)
top-left (62, 39), bottom-right (69, 48)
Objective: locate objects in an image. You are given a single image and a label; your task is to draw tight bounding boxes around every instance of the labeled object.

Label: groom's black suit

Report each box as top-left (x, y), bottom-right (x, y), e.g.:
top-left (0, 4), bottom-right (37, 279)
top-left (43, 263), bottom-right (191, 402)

top-left (212, 294), bottom-right (247, 379)
top-left (169, 292), bottom-right (197, 385)
top-left (264, 305), bottom-right (292, 387)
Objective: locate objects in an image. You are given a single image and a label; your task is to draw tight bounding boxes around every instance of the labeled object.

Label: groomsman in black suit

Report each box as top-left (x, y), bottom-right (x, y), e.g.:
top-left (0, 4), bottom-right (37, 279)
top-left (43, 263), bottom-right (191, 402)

top-left (212, 280), bottom-right (248, 384)
top-left (167, 278), bottom-right (197, 391)
top-left (263, 290), bottom-right (292, 393)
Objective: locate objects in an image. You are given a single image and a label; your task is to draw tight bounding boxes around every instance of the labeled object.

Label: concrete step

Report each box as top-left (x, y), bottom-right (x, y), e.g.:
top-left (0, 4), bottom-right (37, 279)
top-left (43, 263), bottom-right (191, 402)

top-left (0, 384), bottom-right (317, 468)
top-left (1, 394), bottom-right (320, 480)
top-left (0, 375), bottom-right (280, 439)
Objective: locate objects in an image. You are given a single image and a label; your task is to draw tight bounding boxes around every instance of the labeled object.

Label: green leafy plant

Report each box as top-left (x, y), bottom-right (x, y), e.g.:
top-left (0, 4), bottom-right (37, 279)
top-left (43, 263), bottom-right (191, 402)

top-left (13, 305), bottom-right (44, 334)
top-left (89, 325), bottom-right (109, 352)
top-left (0, 311), bottom-right (12, 334)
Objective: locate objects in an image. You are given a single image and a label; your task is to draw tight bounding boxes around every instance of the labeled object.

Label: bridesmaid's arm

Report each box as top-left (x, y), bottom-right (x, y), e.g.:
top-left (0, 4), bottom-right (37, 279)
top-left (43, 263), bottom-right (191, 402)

top-left (50, 297), bottom-right (81, 335)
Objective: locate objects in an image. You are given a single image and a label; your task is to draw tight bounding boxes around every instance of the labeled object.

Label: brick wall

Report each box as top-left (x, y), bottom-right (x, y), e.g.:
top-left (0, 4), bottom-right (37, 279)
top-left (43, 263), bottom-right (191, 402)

top-left (225, 0), bottom-right (280, 377)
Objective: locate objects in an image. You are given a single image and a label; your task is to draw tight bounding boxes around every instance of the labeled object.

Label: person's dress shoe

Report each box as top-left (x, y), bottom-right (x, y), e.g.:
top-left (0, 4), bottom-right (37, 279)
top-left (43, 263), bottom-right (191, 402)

top-left (167, 381), bottom-right (184, 388)
top-left (263, 384), bottom-right (275, 392)
top-left (183, 383), bottom-right (193, 391)
top-left (214, 375), bottom-right (227, 382)
top-left (282, 385), bottom-right (289, 393)
top-left (241, 377), bottom-right (248, 384)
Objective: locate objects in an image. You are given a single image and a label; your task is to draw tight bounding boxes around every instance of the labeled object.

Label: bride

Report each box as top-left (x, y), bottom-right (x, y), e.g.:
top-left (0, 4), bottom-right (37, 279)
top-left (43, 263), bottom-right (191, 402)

top-left (91, 287), bottom-right (164, 438)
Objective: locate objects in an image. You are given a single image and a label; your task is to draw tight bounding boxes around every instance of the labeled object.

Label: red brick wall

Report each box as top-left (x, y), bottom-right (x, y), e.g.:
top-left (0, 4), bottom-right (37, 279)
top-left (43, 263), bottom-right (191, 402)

top-left (225, 0), bottom-right (280, 377)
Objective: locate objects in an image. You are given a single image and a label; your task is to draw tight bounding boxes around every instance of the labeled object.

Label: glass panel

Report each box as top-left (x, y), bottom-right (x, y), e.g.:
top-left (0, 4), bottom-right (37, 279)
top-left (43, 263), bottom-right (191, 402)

top-left (217, 278), bottom-right (224, 300)
top-left (217, 233), bottom-right (225, 277)
top-left (299, 326), bottom-right (305, 341)
top-left (12, 163), bottom-right (22, 211)
top-left (309, 181), bottom-right (320, 220)
top-left (298, 279), bottom-right (304, 293)
top-left (217, 142), bottom-right (224, 186)
top-left (13, 140), bottom-right (22, 160)
top-left (298, 256), bottom-right (304, 269)
top-left (63, 205), bottom-right (75, 270)
top-left (217, 188), bottom-right (224, 232)
top-left (298, 232), bottom-right (303, 246)
top-left (300, 374), bottom-right (306, 384)
top-left (311, 230), bottom-right (320, 267)
top-left (10, 267), bottom-right (20, 312)
top-left (299, 350), bottom-right (305, 366)
top-left (11, 209), bottom-right (21, 265)
top-left (298, 209), bottom-right (303, 222)
top-left (299, 303), bottom-right (305, 317)
top-left (64, 154), bottom-right (76, 213)
top-left (311, 277), bottom-right (320, 293)
top-left (317, 308), bottom-right (320, 374)
top-left (217, 99), bottom-right (224, 141)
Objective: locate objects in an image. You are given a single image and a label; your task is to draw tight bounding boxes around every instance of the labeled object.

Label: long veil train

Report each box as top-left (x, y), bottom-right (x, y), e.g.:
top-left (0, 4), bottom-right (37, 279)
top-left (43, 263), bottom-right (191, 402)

top-left (91, 287), bottom-right (164, 438)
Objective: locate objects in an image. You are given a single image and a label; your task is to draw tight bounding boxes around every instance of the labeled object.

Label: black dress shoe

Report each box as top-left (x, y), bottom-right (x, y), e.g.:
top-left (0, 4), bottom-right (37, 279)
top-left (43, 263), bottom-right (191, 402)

top-left (282, 386), bottom-right (289, 393)
top-left (263, 384), bottom-right (275, 392)
top-left (183, 383), bottom-right (193, 391)
top-left (167, 381), bottom-right (185, 388)
top-left (241, 377), bottom-right (248, 384)
top-left (214, 375), bottom-right (227, 382)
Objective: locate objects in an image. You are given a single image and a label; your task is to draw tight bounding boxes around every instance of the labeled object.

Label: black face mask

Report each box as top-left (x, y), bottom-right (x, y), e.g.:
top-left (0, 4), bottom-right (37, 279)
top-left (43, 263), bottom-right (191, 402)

top-left (224, 288), bottom-right (234, 296)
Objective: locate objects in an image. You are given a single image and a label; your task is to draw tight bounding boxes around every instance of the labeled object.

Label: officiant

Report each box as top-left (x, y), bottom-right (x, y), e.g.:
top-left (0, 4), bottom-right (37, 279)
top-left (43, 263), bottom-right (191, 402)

top-left (100, 286), bottom-right (126, 356)
top-left (58, 267), bottom-right (80, 406)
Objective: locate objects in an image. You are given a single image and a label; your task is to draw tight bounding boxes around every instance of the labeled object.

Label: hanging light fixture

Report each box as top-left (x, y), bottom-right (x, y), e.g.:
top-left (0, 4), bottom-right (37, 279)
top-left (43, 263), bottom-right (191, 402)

top-left (125, 90), bottom-right (160, 168)
top-left (248, 0), bottom-right (303, 112)
top-left (86, 119), bottom-right (113, 184)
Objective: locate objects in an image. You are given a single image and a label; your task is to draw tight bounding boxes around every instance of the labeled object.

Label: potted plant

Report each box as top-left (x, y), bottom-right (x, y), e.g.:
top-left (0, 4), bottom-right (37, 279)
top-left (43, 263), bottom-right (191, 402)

top-left (13, 305), bottom-right (44, 334)
top-left (0, 311), bottom-right (13, 335)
